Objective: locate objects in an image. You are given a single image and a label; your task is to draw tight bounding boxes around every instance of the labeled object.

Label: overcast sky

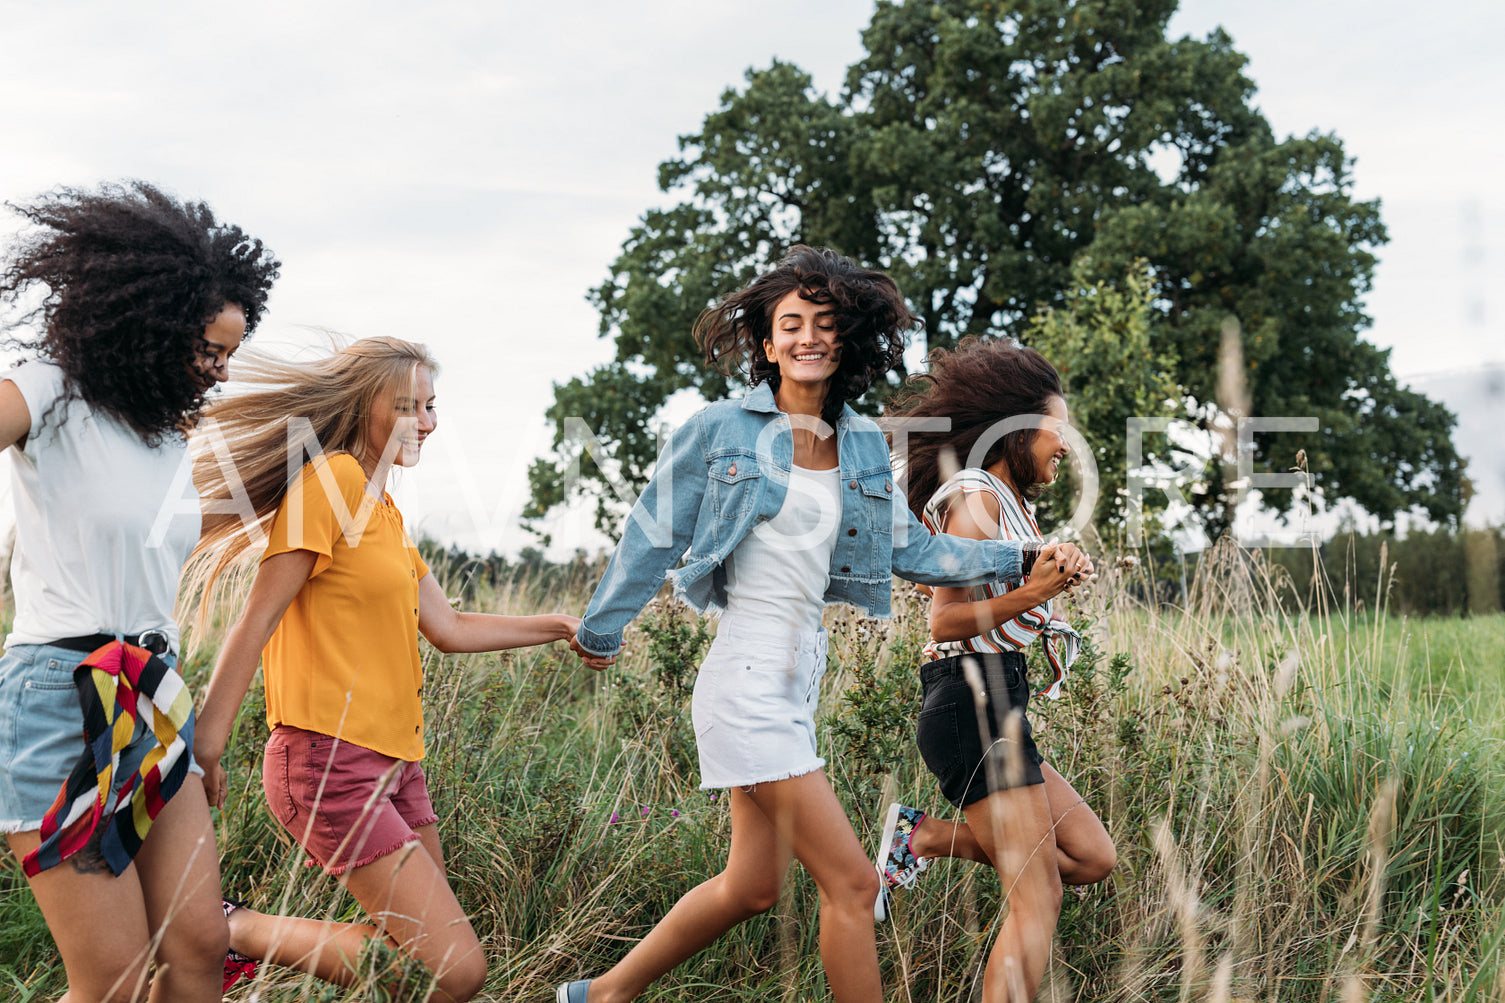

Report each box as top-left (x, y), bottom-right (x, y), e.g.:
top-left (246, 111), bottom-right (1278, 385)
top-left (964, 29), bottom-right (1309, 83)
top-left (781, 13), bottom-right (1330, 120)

top-left (2, 0), bottom-right (1500, 552)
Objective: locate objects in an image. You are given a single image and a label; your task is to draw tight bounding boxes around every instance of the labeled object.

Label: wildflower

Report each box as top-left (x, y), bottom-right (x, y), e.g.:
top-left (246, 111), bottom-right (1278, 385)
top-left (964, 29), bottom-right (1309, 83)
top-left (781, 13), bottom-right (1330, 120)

top-left (641, 806), bottom-right (650, 817)
top-left (609, 813), bottom-right (620, 824)
top-left (671, 810), bottom-right (680, 818)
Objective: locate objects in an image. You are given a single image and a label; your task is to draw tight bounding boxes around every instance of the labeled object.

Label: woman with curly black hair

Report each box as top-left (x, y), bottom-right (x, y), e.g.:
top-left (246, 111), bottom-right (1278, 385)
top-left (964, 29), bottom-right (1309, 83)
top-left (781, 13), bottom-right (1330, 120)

top-left (556, 247), bottom-right (1090, 1003)
top-left (872, 340), bottom-right (1114, 1002)
top-left (0, 181), bottom-right (278, 1003)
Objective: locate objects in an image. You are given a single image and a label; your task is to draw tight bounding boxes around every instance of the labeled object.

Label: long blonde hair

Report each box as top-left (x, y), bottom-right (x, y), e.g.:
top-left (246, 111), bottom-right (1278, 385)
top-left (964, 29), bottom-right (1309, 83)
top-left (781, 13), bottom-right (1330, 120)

top-left (181, 335), bottom-right (439, 640)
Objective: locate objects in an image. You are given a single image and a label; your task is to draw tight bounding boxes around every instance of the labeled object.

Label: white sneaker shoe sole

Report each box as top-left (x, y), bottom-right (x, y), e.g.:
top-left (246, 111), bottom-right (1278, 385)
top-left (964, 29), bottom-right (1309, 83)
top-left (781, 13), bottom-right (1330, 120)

top-left (872, 802), bottom-right (907, 921)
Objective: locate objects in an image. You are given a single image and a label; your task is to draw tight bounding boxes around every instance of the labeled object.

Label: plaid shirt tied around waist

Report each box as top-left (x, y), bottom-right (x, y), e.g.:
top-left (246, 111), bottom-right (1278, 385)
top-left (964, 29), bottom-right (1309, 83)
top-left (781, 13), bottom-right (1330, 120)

top-left (22, 640), bottom-right (194, 877)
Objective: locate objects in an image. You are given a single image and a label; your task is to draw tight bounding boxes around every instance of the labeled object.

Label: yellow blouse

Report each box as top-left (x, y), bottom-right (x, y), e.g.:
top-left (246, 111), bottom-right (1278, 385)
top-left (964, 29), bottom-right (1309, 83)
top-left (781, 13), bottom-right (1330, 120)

top-left (261, 453), bottom-right (430, 761)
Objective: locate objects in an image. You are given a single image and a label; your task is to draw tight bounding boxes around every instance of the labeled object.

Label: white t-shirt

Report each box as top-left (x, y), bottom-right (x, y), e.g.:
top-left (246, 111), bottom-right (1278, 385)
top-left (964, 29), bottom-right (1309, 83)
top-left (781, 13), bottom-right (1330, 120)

top-left (724, 464), bottom-right (841, 636)
top-left (4, 361), bottom-right (200, 649)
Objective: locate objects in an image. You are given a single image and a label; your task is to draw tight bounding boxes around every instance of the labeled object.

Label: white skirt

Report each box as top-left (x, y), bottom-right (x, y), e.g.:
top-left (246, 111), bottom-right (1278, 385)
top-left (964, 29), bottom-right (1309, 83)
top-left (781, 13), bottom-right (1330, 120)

top-left (691, 615), bottom-right (829, 789)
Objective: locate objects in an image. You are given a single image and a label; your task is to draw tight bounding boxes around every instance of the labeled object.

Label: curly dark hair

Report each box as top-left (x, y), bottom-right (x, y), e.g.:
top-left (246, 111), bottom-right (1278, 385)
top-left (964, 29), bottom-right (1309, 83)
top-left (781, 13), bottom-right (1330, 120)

top-left (695, 245), bottom-right (915, 427)
top-left (1, 181), bottom-right (281, 443)
top-left (887, 338), bottom-right (1064, 518)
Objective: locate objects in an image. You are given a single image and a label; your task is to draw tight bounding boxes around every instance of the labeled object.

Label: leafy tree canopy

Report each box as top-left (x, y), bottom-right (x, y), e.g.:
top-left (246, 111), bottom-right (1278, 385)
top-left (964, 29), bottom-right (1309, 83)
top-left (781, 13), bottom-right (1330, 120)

top-left (1022, 257), bottom-right (1181, 536)
top-left (525, 0), bottom-right (1462, 542)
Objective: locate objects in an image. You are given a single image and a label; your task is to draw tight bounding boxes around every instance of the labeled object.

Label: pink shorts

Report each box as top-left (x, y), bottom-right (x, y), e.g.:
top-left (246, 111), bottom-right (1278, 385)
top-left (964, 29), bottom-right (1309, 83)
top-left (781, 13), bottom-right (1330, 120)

top-left (262, 725), bottom-right (438, 875)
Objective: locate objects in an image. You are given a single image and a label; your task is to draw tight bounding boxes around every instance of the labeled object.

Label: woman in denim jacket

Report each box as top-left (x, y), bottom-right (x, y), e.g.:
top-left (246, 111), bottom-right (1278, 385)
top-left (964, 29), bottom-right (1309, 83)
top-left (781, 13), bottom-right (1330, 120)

top-left (560, 247), bottom-right (1092, 1003)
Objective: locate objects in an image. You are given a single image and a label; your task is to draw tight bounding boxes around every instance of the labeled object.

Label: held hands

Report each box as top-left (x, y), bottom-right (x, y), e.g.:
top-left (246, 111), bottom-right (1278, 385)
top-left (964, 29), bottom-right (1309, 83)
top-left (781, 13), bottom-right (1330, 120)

top-left (1029, 541), bottom-right (1096, 600)
top-left (569, 634), bottom-right (615, 671)
top-left (554, 614), bottom-right (614, 670)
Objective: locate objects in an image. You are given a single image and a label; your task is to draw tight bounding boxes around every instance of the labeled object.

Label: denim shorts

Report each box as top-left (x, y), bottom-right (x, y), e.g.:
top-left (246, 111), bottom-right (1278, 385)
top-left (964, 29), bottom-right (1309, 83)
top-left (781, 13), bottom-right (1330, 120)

top-left (263, 725), bottom-right (438, 875)
top-left (915, 651), bottom-right (1045, 808)
top-left (0, 643), bottom-right (202, 834)
top-left (691, 615), bottom-right (828, 789)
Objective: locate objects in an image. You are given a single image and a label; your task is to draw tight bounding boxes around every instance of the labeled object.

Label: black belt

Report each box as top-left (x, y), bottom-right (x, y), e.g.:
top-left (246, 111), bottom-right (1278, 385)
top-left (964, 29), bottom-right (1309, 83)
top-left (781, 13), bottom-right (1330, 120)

top-left (49, 631), bottom-right (172, 656)
top-left (920, 649), bottom-right (1025, 686)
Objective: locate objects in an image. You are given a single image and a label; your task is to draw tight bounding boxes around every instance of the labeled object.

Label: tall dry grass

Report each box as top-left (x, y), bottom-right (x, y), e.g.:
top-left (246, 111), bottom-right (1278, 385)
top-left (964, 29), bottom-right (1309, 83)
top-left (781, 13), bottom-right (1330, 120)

top-left (1, 540), bottom-right (1500, 1001)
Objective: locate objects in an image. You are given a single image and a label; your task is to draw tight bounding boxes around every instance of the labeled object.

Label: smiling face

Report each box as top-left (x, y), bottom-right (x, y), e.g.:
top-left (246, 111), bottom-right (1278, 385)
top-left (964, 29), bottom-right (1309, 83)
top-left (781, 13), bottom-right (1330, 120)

top-left (1029, 395), bottom-right (1071, 485)
top-left (365, 365), bottom-right (438, 469)
top-left (190, 302), bottom-right (247, 390)
top-left (987, 393), bottom-right (1072, 493)
top-left (762, 290), bottom-right (842, 392)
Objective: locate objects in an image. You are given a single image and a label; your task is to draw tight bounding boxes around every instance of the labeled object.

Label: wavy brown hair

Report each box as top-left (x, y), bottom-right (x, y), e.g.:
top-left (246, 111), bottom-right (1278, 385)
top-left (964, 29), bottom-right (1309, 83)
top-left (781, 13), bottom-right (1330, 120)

top-left (887, 338), bottom-right (1064, 518)
top-left (696, 245), bottom-right (915, 426)
top-left (0, 181), bottom-right (279, 442)
top-left (181, 336), bottom-right (438, 639)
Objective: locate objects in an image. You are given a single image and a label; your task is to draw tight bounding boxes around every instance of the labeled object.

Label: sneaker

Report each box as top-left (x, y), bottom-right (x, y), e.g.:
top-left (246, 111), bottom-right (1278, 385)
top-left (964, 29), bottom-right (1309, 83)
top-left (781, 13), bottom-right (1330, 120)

top-left (221, 898), bottom-right (260, 992)
top-left (556, 979), bottom-right (592, 1002)
top-left (872, 803), bottom-right (930, 921)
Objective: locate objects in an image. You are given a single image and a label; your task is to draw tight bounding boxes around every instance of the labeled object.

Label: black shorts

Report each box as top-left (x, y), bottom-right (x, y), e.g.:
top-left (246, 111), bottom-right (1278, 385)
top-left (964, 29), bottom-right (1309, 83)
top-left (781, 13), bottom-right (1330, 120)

top-left (916, 651), bottom-right (1046, 808)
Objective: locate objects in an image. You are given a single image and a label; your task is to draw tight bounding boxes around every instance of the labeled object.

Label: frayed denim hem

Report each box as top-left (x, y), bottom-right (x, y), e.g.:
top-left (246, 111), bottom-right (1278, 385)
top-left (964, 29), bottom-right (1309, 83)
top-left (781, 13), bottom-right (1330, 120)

top-left (318, 831), bottom-right (425, 876)
top-left (699, 758), bottom-right (826, 793)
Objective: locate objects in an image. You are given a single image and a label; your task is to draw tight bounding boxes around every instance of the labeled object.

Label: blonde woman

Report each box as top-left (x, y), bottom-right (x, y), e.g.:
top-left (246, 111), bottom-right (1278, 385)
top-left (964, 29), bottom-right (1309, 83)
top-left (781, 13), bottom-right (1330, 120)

top-left (189, 337), bottom-right (604, 1001)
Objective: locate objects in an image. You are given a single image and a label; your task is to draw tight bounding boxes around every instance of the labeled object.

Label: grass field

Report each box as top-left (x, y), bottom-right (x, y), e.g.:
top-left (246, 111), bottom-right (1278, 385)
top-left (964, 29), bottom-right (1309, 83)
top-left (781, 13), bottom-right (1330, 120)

top-left (2, 541), bottom-right (1502, 1001)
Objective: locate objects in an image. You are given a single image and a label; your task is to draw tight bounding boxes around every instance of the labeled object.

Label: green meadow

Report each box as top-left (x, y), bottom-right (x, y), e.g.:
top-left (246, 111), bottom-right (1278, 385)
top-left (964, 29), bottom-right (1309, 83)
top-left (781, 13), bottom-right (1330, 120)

top-left (3, 543), bottom-right (1502, 1001)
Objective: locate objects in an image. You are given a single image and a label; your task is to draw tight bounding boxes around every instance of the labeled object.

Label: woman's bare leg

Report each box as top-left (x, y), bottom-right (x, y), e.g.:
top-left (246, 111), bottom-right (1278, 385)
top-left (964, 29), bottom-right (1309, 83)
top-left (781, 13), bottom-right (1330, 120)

top-left (226, 906), bottom-right (380, 987)
top-left (591, 770), bottom-right (883, 1003)
top-left (588, 784), bottom-right (792, 1003)
top-left (7, 776), bottom-right (227, 1003)
top-left (963, 784), bottom-right (1062, 1002)
top-left (230, 823), bottom-right (484, 1002)
top-left (341, 823), bottom-right (485, 1003)
top-left (910, 814), bottom-right (991, 864)
top-left (1034, 765), bottom-right (1115, 884)
top-left (910, 765), bottom-right (1115, 885)
top-left (134, 778), bottom-right (233, 1001)
top-left (746, 771), bottom-right (883, 1003)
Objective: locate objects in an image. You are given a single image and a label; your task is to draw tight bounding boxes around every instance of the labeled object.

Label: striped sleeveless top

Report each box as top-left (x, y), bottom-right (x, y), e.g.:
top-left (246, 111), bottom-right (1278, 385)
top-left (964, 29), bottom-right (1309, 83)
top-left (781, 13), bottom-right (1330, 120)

top-left (921, 468), bottom-right (1080, 699)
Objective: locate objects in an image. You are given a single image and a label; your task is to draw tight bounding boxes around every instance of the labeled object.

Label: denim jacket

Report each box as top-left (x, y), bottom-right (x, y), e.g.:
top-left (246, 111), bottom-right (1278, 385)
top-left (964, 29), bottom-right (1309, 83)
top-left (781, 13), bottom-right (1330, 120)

top-left (576, 382), bottom-right (1027, 656)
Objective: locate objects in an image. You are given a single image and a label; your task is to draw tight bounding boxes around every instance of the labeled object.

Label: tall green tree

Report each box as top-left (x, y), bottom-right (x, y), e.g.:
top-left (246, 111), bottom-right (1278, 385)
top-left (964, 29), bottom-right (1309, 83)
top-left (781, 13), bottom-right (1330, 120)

top-left (1024, 257), bottom-right (1182, 535)
top-left (526, 0), bottom-right (1462, 541)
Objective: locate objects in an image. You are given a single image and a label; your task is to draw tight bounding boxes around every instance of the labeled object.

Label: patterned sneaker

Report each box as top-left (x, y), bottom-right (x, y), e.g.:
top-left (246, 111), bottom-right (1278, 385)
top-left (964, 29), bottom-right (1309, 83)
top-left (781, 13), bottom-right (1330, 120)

top-left (872, 803), bottom-right (930, 921)
top-left (221, 898), bottom-right (260, 992)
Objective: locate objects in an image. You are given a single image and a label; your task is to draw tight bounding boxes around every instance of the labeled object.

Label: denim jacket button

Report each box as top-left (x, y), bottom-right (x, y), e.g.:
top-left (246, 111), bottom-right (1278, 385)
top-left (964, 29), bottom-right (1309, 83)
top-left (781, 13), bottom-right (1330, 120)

top-left (847, 528), bottom-right (857, 537)
top-left (840, 566), bottom-right (851, 573)
top-left (728, 463), bottom-right (737, 476)
top-left (885, 480), bottom-right (892, 492)
top-left (848, 480), bottom-right (857, 490)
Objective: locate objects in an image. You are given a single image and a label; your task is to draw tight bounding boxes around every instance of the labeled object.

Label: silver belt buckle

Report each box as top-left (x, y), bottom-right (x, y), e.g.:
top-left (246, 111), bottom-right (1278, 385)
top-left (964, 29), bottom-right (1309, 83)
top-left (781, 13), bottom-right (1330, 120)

top-left (137, 629), bottom-right (171, 656)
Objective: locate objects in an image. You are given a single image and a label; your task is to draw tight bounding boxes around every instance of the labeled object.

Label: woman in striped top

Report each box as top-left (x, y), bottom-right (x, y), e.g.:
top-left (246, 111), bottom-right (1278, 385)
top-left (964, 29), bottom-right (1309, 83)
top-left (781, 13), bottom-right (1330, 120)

top-left (874, 340), bottom-right (1116, 1002)
top-left (918, 465), bottom-right (1081, 697)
